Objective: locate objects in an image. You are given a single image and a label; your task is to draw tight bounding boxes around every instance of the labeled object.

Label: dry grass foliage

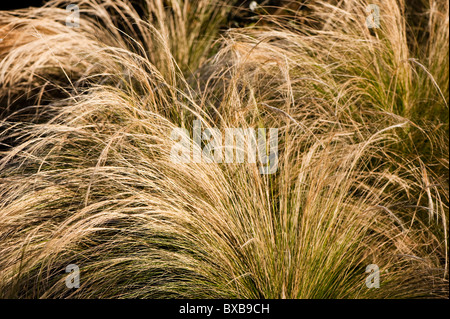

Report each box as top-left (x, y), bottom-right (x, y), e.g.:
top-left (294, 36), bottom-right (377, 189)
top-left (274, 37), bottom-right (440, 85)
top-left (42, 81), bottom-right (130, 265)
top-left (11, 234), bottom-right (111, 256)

top-left (0, 0), bottom-right (448, 298)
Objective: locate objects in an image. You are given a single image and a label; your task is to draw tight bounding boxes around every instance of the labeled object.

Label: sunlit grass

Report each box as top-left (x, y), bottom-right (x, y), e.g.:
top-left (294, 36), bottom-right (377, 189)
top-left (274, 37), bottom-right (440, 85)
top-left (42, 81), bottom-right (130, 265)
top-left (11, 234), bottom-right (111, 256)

top-left (0, 0), bottom-right (448, 298)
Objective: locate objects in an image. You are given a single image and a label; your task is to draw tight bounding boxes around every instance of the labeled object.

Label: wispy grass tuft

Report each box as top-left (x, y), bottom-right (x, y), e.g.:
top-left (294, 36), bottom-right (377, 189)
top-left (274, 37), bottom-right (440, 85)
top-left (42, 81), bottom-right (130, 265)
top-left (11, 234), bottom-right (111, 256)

top-left (0, 0), bottom-right (448, 298)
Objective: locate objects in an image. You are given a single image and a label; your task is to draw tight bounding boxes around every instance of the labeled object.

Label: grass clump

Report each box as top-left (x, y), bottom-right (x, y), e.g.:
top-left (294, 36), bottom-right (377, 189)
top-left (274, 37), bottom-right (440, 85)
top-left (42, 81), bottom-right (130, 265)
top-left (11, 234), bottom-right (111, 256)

top-left (0, 0), bottom-right (448, 298)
